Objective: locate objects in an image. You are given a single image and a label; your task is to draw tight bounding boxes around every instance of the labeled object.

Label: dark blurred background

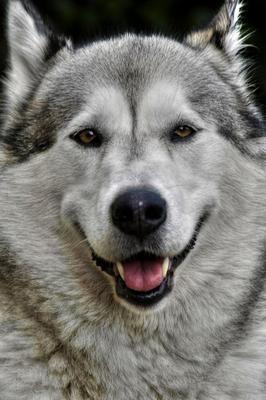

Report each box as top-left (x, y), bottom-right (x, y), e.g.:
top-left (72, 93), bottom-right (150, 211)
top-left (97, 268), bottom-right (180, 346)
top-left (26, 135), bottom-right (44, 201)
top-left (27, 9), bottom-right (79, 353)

top-left (0, 0), bottom-right (265, 106)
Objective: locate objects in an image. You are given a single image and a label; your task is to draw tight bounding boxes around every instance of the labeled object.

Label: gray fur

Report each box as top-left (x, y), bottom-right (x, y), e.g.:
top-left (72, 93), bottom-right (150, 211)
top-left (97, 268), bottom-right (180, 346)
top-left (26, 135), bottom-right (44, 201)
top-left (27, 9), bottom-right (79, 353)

top-left (0, 0), bottom-right (266, 399)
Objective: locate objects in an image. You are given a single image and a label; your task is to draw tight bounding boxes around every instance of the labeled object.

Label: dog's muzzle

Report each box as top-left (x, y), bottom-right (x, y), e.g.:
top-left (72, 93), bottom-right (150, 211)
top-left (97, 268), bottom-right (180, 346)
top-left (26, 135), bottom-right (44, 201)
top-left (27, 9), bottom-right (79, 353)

top-left (91, 213), bottom-right (209, 308)
top-left (72, 187), bottom-right (209, 308)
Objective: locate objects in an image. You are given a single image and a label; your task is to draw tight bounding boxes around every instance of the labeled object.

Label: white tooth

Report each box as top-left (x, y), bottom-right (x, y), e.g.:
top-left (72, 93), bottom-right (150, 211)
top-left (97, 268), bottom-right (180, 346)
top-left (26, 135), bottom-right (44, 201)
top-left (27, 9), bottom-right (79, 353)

top-left (117, 262), bottom-right (125, 281)
top-left (162, 258), bottom-right (170, 278)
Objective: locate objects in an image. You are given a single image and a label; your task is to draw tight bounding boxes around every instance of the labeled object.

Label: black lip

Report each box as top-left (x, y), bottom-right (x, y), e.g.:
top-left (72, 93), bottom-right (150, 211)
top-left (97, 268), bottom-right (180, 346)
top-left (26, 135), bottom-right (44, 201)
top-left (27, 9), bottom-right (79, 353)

top-left (90, 212), bottom-right (209, 307)
top-left (116, 270), bottom-right (174, 307)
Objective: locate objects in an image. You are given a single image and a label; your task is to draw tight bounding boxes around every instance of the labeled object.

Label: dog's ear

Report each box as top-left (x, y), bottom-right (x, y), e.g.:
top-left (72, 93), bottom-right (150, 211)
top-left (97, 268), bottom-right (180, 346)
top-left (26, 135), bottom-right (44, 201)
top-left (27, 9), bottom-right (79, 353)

top-left (6, 0), bottom-right (72, 109)
top-left (185, 0), bottom-right (243, 58)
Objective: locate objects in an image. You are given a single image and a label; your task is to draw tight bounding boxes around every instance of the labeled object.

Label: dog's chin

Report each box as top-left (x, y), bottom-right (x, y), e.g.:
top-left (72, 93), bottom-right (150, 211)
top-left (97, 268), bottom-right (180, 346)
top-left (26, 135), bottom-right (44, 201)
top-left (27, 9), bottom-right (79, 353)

top-left (90, 213), bottom-right (209, 310)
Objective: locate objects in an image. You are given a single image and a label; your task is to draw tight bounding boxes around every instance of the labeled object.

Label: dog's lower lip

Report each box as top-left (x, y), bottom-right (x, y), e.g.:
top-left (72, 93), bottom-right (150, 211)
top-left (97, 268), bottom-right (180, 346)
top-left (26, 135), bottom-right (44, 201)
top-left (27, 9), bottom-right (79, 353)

top-left (116, 270), bottom-right (174, 307)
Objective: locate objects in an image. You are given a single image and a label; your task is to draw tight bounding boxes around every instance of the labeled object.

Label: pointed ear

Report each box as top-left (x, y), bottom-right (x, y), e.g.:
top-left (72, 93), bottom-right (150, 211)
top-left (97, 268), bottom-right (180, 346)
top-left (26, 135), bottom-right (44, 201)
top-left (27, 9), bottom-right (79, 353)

top-left (185, 0), bottom-right (243, 57)
top-left (6, 0), bottom-right (72, 109)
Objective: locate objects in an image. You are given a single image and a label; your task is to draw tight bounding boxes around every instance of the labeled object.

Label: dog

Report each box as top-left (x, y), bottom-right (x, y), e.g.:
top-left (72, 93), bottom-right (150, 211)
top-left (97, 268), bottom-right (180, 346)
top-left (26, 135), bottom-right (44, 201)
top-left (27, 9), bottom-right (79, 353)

top-left (0, 0), bottom-right (265, 398)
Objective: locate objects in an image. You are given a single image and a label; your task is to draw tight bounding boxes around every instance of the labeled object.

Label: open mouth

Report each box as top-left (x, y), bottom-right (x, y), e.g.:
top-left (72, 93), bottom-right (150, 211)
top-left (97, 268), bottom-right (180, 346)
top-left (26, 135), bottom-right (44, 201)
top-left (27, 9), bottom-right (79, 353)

top-left (91, 214), bottom-right (208, 307)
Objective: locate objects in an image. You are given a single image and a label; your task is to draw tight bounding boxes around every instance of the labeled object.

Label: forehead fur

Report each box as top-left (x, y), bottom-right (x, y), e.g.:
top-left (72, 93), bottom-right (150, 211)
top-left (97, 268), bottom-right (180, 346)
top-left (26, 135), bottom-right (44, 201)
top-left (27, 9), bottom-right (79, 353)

top-left (50, 36), bottom-right (213, 90)
top-left (41, 35), bottom-right (231, 114)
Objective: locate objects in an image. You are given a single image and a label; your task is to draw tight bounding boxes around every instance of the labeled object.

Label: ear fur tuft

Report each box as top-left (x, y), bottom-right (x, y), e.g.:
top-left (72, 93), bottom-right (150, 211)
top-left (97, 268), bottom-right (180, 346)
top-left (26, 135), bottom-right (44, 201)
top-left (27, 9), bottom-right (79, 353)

top-left (184, 1), bottom-right (259, 112)
top-left (185, 0), bottom-right (243, 57)
top-left (6, 0), bottom-right (72, 110)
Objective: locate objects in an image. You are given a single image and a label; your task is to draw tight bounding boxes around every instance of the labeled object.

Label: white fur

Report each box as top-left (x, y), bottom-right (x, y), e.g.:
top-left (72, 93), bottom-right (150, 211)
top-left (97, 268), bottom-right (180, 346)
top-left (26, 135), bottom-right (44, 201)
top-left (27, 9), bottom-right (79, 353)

top-left (6, 1), bottom-right (48, 109)
top-left (224, 2), bottom-right (244, 56)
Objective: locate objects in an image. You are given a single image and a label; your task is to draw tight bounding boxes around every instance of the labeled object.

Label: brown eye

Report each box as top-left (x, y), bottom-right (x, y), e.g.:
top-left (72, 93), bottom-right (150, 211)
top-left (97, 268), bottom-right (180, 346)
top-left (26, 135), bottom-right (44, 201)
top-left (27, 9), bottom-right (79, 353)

top-left (71, 129), bottom-right (102, 148)
top-left (174, 126), bottom-right (196, 139)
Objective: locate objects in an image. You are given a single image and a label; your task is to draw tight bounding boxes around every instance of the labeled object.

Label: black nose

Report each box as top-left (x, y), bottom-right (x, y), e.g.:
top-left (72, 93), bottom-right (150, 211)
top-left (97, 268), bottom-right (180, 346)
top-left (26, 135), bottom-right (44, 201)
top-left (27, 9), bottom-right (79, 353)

top-left (111, 189), bottom-right (167, 239)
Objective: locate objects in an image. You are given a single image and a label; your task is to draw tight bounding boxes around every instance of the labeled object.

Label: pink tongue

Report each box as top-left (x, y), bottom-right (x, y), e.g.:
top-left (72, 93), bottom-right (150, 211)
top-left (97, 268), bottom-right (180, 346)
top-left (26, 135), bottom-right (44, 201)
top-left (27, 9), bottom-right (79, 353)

top-left (123, 258), bottom-right (164, 292)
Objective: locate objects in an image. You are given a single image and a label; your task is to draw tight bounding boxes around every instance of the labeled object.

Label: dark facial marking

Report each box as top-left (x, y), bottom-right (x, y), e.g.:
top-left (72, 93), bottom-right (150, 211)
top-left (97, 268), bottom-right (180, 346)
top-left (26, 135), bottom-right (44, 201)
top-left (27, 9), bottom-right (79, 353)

top-left (232, 244), bottom-right (266, 339)
top-left (239, 110), bottom-right (266, 140)
top-left (1, 98), bottom-right (57, 163)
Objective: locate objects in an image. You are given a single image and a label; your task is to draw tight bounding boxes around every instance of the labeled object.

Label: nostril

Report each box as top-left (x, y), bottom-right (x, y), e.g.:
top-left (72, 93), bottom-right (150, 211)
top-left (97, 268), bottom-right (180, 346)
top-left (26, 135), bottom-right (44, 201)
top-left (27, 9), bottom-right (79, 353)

top-left (145, 204), bottom-right (165, 222)
top-left (114, 205), bottom-right (133, 223)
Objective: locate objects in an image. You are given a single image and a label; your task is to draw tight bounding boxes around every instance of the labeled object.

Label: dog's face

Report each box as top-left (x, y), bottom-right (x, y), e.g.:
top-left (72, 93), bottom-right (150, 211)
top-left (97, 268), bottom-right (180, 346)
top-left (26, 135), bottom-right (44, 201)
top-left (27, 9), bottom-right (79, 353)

top-left (58, 48), bottom-right (221, 308)
top-left (1, 0), bottom-right (264, 311)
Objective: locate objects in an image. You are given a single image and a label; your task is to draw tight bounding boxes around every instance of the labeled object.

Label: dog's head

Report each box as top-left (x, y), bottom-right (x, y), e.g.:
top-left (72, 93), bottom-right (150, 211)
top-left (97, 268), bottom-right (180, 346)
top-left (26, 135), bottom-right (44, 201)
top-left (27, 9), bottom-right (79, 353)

top-left (1, 0), bottom-right (265, 312)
